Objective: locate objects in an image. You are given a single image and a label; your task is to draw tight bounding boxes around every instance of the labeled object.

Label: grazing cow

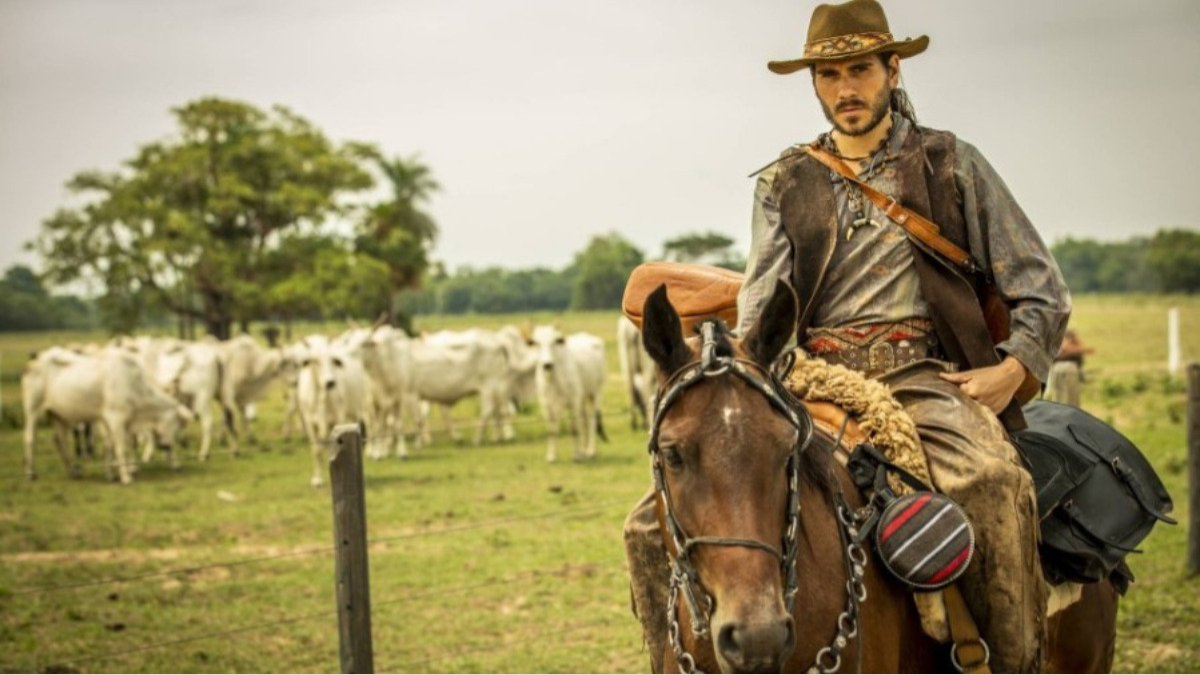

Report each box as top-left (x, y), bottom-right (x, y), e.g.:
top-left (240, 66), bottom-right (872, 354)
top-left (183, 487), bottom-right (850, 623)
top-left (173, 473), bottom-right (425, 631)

top-left (332, 326), bottom-right (408, 460)
top-left (417, 329), bottom-right (516, 446)
top-left (22, 347), bottom-right (193, 484)
top-left (616, 316), bottom-right (657, 430)
top-left (217, 335), bottom-right (286, 453)
top-left (530, 326), bottom-right (607, 462)
top-left (150, 339), bottom-right (223, 465)
top-left (294, 335), bottom-right (370, 487)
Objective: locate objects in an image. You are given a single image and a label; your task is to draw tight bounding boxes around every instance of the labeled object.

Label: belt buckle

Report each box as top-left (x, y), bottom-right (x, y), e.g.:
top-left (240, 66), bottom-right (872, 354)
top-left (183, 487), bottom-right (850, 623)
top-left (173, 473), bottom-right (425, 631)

top-left (868, 342), bottom-right (895, 372)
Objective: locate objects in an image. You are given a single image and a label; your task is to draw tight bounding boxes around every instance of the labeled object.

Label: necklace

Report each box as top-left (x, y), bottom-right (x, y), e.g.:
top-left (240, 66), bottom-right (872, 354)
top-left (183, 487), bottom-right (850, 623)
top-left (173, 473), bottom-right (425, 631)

top-left (830, 132), bottom-right (889, 163)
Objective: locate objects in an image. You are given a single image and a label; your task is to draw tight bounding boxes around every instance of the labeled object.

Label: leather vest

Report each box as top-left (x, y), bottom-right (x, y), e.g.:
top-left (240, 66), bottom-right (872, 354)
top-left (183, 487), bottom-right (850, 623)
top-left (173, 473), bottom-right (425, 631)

top-left (773, 126), bottom-right (1025, 430)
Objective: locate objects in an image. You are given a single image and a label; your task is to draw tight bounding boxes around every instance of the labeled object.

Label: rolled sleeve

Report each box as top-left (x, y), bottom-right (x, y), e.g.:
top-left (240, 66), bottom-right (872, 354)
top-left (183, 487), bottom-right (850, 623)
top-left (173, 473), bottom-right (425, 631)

top-left (736, 164), bottom-right (792, 336)
top-left (956, 140), bottom-right (1072, 382)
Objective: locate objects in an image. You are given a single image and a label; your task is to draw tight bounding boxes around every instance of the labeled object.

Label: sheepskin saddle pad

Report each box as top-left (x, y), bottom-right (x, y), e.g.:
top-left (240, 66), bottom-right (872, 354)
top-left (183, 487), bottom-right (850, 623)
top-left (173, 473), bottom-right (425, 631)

top-left (785, 350), bottom-right (1080, 641)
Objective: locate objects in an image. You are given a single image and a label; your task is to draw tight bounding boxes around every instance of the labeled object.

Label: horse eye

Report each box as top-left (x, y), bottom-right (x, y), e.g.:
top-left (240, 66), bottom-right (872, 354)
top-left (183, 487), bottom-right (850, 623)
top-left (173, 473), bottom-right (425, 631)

top-left (661, 446), bottom-right (684, 471)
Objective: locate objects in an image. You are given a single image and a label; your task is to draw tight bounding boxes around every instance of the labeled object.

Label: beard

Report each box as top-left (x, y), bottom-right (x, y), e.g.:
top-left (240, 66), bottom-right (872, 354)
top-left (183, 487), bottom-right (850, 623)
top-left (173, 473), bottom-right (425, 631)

top-left (821, 84), bottom-right (892, 137)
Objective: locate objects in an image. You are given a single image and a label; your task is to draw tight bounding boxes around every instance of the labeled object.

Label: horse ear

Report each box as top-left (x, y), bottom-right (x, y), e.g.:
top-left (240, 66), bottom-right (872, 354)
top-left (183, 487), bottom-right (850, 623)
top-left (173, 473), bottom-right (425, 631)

top-left (642, 284), bottom-right (689, 375)
top-left (741, 281), bottom-right (797, 366)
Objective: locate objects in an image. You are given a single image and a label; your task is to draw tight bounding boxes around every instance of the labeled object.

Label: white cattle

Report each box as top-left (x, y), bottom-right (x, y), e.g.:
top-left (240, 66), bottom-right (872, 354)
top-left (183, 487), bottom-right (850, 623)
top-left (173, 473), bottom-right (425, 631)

top-left (332, 326), bottom-right (407, 460)
top-left (22, 347), bottom-right (193, 484)
top-left (496, 325), bottom-right (539, 412)
top-left (418, 329), bottom-right (516, 446)
top-left (150, 339), bottom-right (223, 465)
top-left (531, 326), bottom-right (607, 462)
top-left (217, 335), bottom-right (286, 452)
top-left (616, 316), bottom-right (657, 430)
top-left (294, 335), bottom-right (370, 487)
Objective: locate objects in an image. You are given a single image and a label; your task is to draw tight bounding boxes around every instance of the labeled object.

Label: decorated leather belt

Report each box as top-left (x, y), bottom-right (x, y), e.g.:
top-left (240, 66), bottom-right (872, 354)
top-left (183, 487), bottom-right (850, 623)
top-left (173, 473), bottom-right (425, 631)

top-left (805, 334), bottom-right (943, 377)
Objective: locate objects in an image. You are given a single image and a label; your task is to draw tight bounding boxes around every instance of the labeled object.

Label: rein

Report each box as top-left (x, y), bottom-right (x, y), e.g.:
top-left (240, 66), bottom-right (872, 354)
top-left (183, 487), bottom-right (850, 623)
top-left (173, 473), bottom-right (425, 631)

top-left (649, 322), bottom-right (868, 674)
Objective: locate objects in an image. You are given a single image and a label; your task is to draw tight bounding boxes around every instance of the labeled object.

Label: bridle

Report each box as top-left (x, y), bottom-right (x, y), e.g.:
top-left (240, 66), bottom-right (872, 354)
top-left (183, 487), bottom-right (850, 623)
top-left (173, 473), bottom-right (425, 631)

top-left (648, 321), bottom-right (869, 674)
top-left (648, 322), bottom-right (810, 671)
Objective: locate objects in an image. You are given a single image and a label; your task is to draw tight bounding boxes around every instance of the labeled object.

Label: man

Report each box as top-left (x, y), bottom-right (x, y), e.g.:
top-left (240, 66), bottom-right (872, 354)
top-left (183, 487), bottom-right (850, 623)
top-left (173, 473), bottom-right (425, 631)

top-left (625, 1), bottom-right (1070, 671)
top-left (1048, 330), bottom-right (1093, 407)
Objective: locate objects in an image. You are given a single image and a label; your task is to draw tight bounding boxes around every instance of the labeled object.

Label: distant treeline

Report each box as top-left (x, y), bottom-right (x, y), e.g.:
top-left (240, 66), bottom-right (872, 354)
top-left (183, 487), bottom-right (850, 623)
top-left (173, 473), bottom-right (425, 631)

top-left (6, 228), bottom-right (1196, 333)
top-left (397, 231), bottom-right (745, 317)
top-left (0, 265), bottom-right (96, 331)
top-left (1051, 228), bottom-right (1200, 293)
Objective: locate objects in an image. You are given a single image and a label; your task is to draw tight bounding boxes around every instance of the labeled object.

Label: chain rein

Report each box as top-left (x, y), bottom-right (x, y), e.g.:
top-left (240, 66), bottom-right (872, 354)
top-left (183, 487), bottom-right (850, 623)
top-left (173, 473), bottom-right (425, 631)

top-left (651, 323), bottom-right (869, 674)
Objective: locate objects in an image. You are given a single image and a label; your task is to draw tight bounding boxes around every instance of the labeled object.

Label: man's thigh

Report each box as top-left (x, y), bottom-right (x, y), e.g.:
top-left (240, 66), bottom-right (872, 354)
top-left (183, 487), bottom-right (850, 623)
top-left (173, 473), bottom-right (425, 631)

top-left (875, 360), bottom-right (1023, 493)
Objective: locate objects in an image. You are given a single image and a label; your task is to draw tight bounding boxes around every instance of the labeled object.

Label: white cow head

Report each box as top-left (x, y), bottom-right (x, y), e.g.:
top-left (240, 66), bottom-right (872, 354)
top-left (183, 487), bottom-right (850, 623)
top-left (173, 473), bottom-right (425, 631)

top-left (530, 325), bottom-right (568, 372)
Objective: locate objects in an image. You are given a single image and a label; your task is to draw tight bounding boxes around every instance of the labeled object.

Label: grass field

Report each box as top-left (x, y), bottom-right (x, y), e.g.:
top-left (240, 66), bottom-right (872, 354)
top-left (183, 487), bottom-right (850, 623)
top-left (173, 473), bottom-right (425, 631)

top-left (0, 296), bottom-right (1198, 673)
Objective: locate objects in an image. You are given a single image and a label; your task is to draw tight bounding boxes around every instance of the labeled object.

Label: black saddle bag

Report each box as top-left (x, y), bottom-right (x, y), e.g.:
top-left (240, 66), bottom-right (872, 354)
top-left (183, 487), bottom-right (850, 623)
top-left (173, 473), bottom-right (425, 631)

top-left (1012, 400), bottom-right (1176, 587)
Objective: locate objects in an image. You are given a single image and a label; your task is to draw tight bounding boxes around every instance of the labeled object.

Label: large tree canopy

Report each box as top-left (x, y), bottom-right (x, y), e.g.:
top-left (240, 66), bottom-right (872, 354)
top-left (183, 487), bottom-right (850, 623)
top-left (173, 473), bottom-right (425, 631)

top-left (31, 97), bottom-right (433, 337)
top-left (570, 233), bottom-right (644, 311)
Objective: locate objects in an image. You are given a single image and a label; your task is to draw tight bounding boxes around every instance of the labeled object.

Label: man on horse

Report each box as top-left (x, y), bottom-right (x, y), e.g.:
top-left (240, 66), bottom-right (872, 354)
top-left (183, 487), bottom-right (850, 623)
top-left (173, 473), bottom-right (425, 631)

top-left (626, 0), bottom-right (1070, 671)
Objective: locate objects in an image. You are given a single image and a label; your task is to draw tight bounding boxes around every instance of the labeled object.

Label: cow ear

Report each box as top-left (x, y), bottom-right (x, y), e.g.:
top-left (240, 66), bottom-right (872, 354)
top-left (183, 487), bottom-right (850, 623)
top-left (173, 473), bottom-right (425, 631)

top-left (741, 281), bottom-right (797, 366)
top-left (642, 284), bottom-right (689, 376)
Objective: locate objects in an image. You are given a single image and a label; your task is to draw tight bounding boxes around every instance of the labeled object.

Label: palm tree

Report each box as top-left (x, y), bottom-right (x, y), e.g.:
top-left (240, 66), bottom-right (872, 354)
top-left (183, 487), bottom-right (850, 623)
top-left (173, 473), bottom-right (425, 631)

top-left (355, 150), bottom-right (441, 324)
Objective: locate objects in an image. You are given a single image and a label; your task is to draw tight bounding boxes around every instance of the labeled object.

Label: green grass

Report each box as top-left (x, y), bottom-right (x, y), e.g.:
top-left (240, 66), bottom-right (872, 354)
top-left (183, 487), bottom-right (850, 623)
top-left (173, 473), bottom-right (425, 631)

top-left (0, 296), bottom-right (1198, 672)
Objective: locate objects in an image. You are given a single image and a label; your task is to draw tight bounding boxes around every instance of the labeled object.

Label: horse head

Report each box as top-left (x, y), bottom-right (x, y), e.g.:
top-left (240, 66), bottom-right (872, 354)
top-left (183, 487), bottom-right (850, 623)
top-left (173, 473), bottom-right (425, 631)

top-left (641, 281), bottom-right (805, 673)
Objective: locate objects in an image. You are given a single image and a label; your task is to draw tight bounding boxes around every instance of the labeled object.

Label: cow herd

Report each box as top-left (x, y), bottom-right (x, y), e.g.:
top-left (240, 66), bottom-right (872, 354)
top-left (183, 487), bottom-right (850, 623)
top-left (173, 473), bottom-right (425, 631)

top-left (19, 318), bottom-right (657, 486)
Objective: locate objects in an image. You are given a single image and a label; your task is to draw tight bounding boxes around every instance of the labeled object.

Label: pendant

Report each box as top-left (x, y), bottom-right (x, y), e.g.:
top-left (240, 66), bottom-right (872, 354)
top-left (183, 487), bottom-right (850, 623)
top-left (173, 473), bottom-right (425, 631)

top-left (847, 216), bottom-right (882, 240)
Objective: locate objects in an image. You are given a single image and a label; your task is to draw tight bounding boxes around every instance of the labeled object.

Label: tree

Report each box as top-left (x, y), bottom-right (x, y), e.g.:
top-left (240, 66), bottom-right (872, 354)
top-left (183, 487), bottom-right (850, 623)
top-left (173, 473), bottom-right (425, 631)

top-left (570, 233), bottom-right (644, 310)
top-left (354, 150), bottom-right (440, 325)
top-left (0, 264), bottom-right (95, 331)
top-left (31, 97), bottom-right (375, 337)
top-left (1147, 228), bottom-right (1200, 293)
top-left (663, 231), bottom-right (737, 264)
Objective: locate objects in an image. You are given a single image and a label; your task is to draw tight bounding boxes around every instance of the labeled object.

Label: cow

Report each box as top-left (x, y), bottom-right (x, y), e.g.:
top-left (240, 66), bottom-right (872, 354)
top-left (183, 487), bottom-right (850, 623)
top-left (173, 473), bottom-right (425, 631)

top-left (416, 329), bottom-right (517, 447)
top-left (616, 316), bottom-right (657, 430)
top-left (530, 326), bottom-right (607, 462)
top-left (293, 335), bottom-right (370, 487)
top-left (217, 335), bottom-right (287, 453)
top-left (22, 347), bottom-right (193, 484)
top-left (496, 324), bottom-right (539, 412)
top-left (332, 326), bottom-right (409, 461)
top-left (149, 339), bottom-right (224, 465)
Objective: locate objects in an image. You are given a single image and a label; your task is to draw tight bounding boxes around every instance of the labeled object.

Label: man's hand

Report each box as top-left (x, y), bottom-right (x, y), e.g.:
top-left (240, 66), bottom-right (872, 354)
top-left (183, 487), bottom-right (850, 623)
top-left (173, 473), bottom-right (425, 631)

top-left (938, 356), bottom-right (1028, 414)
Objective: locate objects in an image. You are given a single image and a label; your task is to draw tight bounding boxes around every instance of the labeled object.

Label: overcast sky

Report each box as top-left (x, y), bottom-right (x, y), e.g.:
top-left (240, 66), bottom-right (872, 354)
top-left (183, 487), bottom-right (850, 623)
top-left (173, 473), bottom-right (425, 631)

top-left (2, 0), bottom-right (1198, 278)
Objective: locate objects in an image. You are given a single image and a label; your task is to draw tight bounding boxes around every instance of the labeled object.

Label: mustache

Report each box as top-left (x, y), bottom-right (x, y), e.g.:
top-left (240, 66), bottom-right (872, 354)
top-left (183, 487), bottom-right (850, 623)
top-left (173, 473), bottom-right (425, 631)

top-left (836, 99), bottom-right (868, 112)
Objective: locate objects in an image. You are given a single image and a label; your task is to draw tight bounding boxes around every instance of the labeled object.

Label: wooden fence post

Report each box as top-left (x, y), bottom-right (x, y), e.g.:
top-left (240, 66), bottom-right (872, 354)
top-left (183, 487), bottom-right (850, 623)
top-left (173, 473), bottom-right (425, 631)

top-left (330, 423), bottom-right (375, 673)
top-left (1188, 364), bottom-right (1200, 576)
top-left (1169, 308), bottom-right (1181, 376)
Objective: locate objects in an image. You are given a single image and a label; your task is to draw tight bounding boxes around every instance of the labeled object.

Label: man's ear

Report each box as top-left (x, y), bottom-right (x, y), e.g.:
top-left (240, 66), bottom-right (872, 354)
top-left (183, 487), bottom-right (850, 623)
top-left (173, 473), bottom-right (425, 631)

top-left (740, 282), bottom-right (797, 366)
top-left (641, 285), bottom-right (690, 376)
top-left (887, 53), bottom-right (901, 86)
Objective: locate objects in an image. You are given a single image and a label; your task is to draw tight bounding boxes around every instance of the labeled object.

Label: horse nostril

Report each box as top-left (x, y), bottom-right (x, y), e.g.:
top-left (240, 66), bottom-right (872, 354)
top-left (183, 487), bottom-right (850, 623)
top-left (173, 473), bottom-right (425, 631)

top-left (325, 381), bottom-right (336, 390)
top-left (718, 623), bottom-right (744, 665)
top-left (542, 363), bottom-right (554, 371)
top-left (717, 618), bottom-right (794, 673)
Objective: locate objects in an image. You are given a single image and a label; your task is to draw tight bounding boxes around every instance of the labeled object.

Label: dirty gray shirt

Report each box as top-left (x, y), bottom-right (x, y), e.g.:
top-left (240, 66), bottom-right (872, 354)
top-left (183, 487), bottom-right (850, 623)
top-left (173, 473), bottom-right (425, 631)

top-left (735, 116), bottom-right (1072, 382)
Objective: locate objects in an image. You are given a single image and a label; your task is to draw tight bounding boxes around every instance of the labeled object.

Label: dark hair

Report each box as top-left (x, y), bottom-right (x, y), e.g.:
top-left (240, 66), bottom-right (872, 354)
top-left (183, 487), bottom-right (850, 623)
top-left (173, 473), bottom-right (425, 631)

top-left (878, 51), bottom-right (919, 125)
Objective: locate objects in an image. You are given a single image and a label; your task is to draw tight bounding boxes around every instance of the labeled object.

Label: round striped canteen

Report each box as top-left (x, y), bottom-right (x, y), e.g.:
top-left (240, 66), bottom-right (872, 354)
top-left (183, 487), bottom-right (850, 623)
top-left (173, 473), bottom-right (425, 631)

top-left (874, 491), bottom-right (975, 591)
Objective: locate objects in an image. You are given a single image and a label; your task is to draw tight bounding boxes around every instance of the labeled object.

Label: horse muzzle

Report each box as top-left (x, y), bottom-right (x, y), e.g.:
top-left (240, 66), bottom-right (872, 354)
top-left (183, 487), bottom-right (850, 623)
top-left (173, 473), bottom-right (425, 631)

top-left (715, 615), bottom-right (795, 673)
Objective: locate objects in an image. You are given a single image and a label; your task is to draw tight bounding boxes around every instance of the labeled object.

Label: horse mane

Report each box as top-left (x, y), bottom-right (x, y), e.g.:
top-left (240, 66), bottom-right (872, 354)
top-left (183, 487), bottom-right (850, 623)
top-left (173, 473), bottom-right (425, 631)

top-left (799, 428), bottom-right (840, 508)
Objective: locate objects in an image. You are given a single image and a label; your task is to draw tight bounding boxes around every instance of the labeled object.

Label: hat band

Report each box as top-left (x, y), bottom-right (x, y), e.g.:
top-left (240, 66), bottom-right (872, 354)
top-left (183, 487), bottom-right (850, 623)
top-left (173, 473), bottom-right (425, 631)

top-left (804, 31), bottom-right (894, 59)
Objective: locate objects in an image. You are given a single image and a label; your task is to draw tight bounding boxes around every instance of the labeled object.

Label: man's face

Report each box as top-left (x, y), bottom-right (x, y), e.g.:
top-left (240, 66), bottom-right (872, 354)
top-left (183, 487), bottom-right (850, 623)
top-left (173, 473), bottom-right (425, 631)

top-left (812, 54), bottom-right (899, 137)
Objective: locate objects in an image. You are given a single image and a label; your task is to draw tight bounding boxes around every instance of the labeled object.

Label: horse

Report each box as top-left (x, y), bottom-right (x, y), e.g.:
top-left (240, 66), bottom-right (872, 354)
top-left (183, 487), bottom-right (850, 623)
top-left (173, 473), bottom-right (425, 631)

top-left (634, 281), bottom-right (1118, 673)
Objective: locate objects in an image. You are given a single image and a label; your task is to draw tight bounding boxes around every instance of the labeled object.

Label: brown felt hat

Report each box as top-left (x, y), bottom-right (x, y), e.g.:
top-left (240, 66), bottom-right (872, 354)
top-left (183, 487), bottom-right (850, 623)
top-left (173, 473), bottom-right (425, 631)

top-left (768, 0), bottom-right (928, 75)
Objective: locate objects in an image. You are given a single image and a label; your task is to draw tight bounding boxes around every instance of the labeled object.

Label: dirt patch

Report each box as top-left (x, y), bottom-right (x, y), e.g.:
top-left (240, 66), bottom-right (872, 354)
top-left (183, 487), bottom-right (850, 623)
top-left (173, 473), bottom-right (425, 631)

top-left (1145, 642), bottom-right (1184, 665)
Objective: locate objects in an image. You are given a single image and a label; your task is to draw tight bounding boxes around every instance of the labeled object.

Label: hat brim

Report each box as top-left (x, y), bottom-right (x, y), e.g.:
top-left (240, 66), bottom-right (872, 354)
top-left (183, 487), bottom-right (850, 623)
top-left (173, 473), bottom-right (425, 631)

top-left (767, 35), bottom-right (929, 75)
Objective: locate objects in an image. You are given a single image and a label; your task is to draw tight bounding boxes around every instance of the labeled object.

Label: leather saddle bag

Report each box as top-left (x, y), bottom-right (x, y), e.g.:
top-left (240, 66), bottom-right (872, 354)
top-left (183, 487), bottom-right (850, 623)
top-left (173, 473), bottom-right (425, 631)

top-left (1012, 400), bottom-right (1176, 586)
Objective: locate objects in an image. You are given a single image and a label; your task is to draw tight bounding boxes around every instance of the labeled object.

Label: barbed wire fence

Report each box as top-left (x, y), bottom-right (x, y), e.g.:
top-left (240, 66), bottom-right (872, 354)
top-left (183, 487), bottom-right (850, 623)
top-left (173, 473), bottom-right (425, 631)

top-left (2, 403), bottom-right (645, 482)
top-left (15, 423), bottom-right (639, 673)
